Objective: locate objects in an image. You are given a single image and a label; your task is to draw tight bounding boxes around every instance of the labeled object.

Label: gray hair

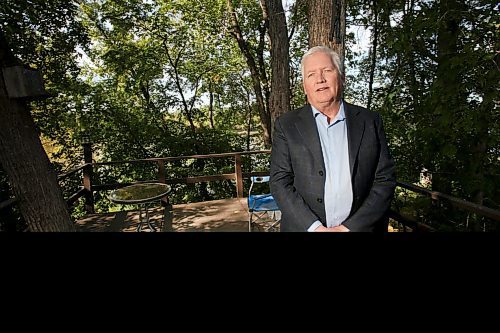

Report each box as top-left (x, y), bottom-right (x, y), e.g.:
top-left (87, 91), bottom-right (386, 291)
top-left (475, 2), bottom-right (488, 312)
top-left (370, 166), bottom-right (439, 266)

top-left (301, 46), bottom-right (343, 79)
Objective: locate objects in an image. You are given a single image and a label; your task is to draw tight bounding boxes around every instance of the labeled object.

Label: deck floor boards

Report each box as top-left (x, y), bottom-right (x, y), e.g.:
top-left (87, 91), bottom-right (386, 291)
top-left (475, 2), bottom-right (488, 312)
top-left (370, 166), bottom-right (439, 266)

top-left (75, 198), bottom-right (276, 232)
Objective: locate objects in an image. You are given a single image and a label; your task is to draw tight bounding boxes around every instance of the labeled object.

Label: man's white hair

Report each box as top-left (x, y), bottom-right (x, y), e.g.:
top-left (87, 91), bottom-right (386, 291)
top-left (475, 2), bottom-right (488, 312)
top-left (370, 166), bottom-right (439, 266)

top-left (301, 46), bottom-right (343, 79)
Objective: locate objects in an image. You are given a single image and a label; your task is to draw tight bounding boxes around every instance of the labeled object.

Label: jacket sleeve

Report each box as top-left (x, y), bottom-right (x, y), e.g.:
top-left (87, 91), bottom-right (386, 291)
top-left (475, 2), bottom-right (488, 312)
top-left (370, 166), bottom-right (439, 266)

top-left (342, 113), bottom-right (396, 231)
top-left (270, 117), bottom-right (320, 231)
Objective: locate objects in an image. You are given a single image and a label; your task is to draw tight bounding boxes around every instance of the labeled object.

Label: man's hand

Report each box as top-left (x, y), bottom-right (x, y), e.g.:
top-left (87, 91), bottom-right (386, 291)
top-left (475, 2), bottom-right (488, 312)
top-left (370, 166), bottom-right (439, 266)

top-left (330, 225), bottom-right (350, 232)
top-left (314, 225), bottom-right (350, 232)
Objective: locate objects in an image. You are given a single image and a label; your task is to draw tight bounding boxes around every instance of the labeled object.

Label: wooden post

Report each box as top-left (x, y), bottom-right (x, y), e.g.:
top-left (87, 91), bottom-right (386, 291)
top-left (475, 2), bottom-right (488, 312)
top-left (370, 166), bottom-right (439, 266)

top-left (235, 154), bottom-right (243, 198)
top-left (158, 160), bottom-right (166, 183)
top-left (82, 139), bottom-right (94, 214)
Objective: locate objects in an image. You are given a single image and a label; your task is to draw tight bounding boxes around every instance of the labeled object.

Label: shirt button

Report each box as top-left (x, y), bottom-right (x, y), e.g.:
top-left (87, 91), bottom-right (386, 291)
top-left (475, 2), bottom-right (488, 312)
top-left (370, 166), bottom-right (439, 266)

top-left (319, 170), bottom-right (324, 176)
top-left (317, 198), bottom-right (323, 203)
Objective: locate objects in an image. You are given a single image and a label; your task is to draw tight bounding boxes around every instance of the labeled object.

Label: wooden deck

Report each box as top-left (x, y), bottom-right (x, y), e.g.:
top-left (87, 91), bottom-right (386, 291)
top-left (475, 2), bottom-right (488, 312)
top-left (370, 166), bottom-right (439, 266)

top-left (75, 198), bottom-right (271, 232)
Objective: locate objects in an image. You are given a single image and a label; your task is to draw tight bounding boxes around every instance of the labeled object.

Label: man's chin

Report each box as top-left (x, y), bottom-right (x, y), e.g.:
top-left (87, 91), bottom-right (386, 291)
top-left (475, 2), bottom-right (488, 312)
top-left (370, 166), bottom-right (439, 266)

top-left (314, 98), bottom-right (338, 105)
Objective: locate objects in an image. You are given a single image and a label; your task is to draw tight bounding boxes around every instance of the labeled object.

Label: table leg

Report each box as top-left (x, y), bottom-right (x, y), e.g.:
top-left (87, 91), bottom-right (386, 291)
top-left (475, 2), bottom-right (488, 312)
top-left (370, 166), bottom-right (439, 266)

top-left (145, 203), bottom-right (157, 232)
top-left (137, 203), bottom-right (157, 232)
top-left (137, 205), bottom-right (144, 232)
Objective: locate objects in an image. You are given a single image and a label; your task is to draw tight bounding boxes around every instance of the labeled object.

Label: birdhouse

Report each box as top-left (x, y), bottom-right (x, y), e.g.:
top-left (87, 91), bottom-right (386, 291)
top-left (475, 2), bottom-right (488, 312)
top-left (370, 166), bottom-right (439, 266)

top-left (2, 65), bottom-right (48, 99)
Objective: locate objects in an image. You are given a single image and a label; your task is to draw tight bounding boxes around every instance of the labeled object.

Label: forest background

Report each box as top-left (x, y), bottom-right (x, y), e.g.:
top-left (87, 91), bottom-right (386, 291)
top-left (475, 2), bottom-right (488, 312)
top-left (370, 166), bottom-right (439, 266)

top-left (0, 0), bottom-right (498, 231)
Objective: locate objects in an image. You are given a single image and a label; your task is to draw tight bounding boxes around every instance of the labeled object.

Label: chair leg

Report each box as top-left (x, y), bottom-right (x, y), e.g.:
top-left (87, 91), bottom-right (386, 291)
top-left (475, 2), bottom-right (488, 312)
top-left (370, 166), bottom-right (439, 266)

top-left (267, 219), bottom-right (280, 232)
top-left (249, 211), bottom-right (256, 232)
top-left (248, 211), bottom-right (251, 232)
top-left (266, 211), bottom-right (280, 232)
top-left (249, 212), bottom-right (263, 232)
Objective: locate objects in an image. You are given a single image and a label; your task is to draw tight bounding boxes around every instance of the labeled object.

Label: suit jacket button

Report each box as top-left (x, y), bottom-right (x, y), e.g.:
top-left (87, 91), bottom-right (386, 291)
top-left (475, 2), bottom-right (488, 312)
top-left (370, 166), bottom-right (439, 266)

top-left (317, 198), bottom-right (323, 203)
top-left (319, 170), bottom-right (324, 176)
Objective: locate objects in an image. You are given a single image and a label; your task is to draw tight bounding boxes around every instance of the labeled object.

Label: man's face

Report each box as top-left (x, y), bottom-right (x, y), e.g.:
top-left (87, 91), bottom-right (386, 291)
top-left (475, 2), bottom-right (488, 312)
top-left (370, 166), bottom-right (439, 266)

top-left (302, 52), bottom-right (343, 108)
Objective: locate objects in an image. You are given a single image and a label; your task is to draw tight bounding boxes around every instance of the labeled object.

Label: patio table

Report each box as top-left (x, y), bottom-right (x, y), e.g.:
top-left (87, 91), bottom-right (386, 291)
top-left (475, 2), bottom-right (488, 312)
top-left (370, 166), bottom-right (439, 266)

top-left (109, 183), bottom-right (171, 232)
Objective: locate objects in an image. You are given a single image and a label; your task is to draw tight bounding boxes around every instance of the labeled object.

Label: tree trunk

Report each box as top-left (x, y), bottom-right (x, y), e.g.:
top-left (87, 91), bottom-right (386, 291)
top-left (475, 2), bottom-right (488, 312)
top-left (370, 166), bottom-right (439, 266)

top-left (262, 0), bottom-right (291, 123)
top-left (227, 0), bottom-right (272, 148)
top-left (307, 0), bottom-right (346, 68)
top-left (405, 0), bottom-right (420, 112)
top-left (164, 45), bottom-right (197, 135)
top-left (429, 0), bottom-right (465, 194)
top-left (367, 0), bottom-right (378, 110)
top-left (244, 87), bottom-right (253, 152)
top-left (468, 27), bottom-right (497, 205)
top-left (209, 82), bottom-right (215, 129)
top-left (0, 31), bottom-right (74, 231)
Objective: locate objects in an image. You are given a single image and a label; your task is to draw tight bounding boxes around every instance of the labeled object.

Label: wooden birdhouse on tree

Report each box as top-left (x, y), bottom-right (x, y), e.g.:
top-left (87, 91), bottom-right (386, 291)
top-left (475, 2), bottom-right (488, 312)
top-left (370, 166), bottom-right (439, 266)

top-left (2, 65), bottom-right (48, 99)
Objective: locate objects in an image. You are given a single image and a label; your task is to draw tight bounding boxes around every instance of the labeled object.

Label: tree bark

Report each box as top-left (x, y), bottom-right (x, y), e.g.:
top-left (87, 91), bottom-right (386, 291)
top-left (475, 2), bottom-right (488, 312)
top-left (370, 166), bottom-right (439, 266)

top-left (262, 0), bottom-right (291, 123)
top-left (307, 0), bottom-right (346, 68)
top-left (0, 31), bottom-right (74, 231)
top-left (405, 0), bottom-right (420, 112)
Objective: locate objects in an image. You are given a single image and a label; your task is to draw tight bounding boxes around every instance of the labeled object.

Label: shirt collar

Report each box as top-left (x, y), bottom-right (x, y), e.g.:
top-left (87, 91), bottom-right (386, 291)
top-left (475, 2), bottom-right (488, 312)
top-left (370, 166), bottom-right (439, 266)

top-left (311, 101), bottom-right (346, 123)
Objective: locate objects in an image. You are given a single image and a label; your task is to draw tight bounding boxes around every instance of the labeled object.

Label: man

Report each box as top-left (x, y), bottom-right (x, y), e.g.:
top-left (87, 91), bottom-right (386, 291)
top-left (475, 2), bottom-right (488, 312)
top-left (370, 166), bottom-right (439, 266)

top-left (270, 46), bottom-right (396, 232)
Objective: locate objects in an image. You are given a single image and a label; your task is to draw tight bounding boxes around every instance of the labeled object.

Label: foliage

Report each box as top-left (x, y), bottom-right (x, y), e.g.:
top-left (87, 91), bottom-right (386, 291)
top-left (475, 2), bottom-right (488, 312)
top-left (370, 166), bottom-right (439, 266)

top-left (348, 0), bottom-right (499, 211)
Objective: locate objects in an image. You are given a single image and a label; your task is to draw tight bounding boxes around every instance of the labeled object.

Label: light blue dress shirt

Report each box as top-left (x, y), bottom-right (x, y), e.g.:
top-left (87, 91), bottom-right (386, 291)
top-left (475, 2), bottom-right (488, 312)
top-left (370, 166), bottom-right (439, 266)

top-left (307, 102), bottom-right (353, 231)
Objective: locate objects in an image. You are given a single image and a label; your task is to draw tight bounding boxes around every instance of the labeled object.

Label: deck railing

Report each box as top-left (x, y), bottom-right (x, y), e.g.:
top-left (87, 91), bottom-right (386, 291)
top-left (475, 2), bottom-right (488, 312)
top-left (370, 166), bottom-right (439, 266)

top-left (2, 146), bottom-right (499, 231)
top-left (57, 149), bottom-right (272, 208)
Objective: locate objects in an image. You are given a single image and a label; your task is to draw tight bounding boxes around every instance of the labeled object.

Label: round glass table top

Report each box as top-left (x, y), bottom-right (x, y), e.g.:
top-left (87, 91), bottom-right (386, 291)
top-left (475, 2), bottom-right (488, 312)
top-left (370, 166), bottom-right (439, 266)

top-left (109, 183), bottom-right (171, 204)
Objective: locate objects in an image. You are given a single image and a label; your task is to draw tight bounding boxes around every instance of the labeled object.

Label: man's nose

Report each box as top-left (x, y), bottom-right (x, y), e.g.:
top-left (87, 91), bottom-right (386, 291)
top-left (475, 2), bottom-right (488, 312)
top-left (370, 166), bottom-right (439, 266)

top-left (316, 71), bottom-right (326, 83)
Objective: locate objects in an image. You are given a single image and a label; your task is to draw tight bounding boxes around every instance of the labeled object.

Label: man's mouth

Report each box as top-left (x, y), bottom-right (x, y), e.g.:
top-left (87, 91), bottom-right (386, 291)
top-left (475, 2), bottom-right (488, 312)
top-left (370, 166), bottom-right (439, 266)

top-left (316, 87), bottom-right (328, 92)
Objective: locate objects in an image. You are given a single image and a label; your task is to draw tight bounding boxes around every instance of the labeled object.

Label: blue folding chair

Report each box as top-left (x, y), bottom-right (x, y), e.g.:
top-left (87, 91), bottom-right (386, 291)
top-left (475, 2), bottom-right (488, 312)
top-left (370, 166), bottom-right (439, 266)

top-left (247, 176), bottom-right (280, 232)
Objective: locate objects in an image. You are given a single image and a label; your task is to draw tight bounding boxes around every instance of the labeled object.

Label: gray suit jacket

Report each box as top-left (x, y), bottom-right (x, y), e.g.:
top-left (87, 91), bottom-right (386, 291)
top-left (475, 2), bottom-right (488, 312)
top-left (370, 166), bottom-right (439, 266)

top-left (270, 102), bottom-right (396, 232)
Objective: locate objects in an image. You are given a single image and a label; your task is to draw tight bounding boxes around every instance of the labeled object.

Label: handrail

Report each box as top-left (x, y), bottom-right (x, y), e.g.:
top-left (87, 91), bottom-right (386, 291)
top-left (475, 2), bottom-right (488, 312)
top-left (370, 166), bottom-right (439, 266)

top-left (92, 171), bottom-right (268, 191)
top-left (52, 150), bottom-right (272, 184)
top-left (65, 186), bottom-right (86, 207)
top-left (397, 181), bottom-right (500, 222)
top-left (58, 164), bottom-right (89, 181)
top-left (387, 209), bottom-right (436, 232)
top-left (92, 150), bottom-right (271, 166)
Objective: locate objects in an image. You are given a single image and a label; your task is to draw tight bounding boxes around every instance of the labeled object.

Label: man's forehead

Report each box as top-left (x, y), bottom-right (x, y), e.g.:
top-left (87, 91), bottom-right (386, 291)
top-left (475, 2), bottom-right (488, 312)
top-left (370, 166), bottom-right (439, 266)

top-left (305, 54), bottom-right (333, 66)
top-left (305, 64), bottom-right (335, 72)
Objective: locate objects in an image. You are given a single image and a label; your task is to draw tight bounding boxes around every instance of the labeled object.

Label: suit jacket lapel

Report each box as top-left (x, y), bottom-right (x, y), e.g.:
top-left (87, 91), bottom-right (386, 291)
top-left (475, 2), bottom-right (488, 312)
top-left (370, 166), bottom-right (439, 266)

top-left (345, 102), bottom-right (365, 177)
top-left (295, 104), bottom-right (325, 169)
